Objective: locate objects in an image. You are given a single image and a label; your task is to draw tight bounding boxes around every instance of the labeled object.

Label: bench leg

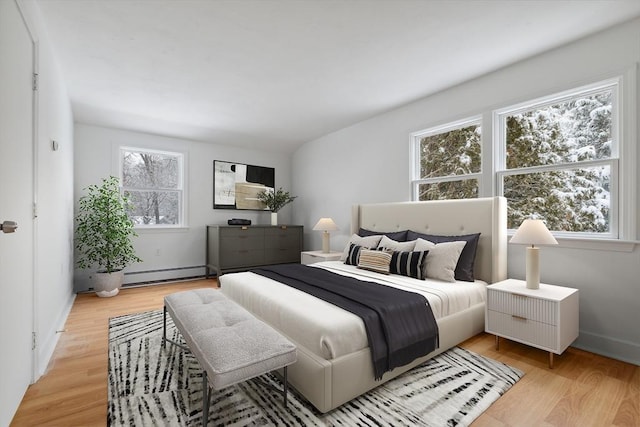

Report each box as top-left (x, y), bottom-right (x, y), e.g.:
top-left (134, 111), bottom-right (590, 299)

top-left (249, 368), bottom-right (291, 408)
top-left (283, 367), bottom-right (288, 408)
top-left (162, 306), bottom-right (167, 347)
top-left (202, 370), bottom-right (210, 426)
top-left (162, 307), bottom-right (190, 352)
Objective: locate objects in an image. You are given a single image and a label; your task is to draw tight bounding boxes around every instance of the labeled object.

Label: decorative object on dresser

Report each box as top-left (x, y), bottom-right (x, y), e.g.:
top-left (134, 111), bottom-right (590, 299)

top-left (256, 187), bottom-right (297, 225)
top-left (509, 218), bottom-right (558, 289)
top-left (227, 218), bottom-right (251, 226)
top-left (205, 225), bottom-right (303, 277)
top-left (312, 217), bottom-right (339, 253)
top-left (485, 278), bottom-right (579, 368)
top-left (300, 250), bottom-right (342, 265)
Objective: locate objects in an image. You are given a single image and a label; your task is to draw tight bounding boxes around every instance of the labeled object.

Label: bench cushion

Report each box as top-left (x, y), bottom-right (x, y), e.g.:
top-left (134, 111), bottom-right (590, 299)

top-left (165, 289), bottom-right (297, 390)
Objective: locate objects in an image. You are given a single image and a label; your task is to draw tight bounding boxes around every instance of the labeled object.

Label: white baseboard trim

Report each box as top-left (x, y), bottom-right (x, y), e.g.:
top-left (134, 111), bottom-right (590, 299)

top-left (75, 266), bottom-right (209, 292)
top-left (122, 266), bottom-right (207, 286)
top-left (573, 330), bottom-right (640, 366)
top-left (36, 292), bottom-right (76, 380)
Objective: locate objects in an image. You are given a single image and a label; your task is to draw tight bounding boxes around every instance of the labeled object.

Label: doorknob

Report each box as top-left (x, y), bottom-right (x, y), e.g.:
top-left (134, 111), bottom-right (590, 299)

top-left (1, 221), bottom-right (18, 233)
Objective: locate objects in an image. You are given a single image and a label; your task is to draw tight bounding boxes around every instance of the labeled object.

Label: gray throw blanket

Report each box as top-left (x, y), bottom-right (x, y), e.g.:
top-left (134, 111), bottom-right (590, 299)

top-left (252, 264), bottom-right (439, 379)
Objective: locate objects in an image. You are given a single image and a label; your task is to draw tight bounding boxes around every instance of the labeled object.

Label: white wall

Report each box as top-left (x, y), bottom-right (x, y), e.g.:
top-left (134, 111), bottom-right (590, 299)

top-left (74, 124), bottom-right (293, 290)
top-left (29, 1), bottom-right (76, 378)
top-left (292, 18), bottom-right (640, 365)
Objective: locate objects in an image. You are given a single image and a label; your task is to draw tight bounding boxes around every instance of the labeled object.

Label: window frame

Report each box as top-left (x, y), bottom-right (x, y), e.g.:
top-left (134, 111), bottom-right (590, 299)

top-left (409, 68), bottom-right (636, 247)
top-left (410, 116), bottom-right (483, 201)
top-left (494, 78), bottom-right (621, 239)
top-left (119, 146), bottom-right (186, 229)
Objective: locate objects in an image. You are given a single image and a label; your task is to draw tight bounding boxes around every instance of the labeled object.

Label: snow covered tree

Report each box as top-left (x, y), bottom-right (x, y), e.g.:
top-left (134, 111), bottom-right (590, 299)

top-left (418, 124), bottom-right (481, 200)
top-left (121, 150), bottom-right (181, 225)
top-left (505, 90), bottom-right (612, 232)
top-left (414, 86), bottom-right (613, 234)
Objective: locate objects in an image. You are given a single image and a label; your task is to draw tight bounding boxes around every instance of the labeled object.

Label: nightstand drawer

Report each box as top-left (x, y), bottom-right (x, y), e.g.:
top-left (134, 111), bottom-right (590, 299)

top-left (488, 289), bottom-right (558, 325)
top-left (487, 310), bottom-right (557, 350)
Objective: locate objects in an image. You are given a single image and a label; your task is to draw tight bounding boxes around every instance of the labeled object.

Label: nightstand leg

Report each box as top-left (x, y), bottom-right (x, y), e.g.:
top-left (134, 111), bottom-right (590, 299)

top-left (549, 352), bottom-right (554, 369)
top-left (495, 335), bottom-right (500, 350)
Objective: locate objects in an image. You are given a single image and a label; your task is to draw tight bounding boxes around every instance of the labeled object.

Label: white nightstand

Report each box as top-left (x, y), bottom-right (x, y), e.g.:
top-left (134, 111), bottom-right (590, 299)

top-left (485, 279), bottom-right (579, 368)
top-left (301, 250), bottom-right (342, 265)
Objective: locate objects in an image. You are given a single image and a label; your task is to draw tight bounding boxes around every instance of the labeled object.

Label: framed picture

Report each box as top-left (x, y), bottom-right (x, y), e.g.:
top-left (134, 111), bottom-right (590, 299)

top-left (213, 160), bottom-right (275, 210)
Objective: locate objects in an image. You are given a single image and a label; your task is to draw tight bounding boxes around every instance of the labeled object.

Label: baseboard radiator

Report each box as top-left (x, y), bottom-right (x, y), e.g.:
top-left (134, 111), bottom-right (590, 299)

top-left (122, 265), bottom-right (211, 287)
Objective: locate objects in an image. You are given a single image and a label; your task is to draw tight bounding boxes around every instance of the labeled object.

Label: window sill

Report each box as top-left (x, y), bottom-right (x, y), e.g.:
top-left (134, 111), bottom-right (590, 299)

top-left (134, 226), bottom-right (189, 233)
top-left (507, 232), bottom-right (638, 252)
top-left (553, 237), bottom-right (637, 252)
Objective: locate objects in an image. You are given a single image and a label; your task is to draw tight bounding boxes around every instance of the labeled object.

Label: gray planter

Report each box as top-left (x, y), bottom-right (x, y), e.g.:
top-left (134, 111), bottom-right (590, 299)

top-left (94, 270), bottom-right (124, 297)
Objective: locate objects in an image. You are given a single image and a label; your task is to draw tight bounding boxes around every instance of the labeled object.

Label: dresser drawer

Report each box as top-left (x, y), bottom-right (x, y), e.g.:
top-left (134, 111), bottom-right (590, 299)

top-left (219, 226), bottom-right (263, 239)
top-left (265, 248), bottom-right (299, 264)
top-left (220, 249), bottom-right (265, 269)
top-left (220, 230), bottom-right (264, 252)
top-left (264, 227), bottom-right (301, 249)
top-left (487, 289), bottom-right (558, 325)
top-left (487, 310), bottom-right (557, 350)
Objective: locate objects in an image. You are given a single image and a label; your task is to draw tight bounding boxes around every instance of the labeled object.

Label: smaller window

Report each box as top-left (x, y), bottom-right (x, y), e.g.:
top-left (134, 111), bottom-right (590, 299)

top-left (411, 118), bottom-right (482, 201)
top-left (121, 147), bottom-right (184, 227)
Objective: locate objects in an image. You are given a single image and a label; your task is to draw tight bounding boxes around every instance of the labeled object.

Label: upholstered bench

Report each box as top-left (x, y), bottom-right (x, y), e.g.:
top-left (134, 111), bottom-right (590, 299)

top-left (162, 288), bottom-right (297, 426)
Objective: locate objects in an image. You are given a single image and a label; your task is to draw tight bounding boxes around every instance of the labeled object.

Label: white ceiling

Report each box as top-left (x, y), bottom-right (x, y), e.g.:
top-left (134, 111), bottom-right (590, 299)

top-left (36, 0), bottom-right (640, 153)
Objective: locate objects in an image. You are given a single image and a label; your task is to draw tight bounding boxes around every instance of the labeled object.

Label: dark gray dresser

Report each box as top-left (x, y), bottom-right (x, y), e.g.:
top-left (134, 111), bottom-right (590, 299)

top-left (206, 225), bottom-right (303, 277)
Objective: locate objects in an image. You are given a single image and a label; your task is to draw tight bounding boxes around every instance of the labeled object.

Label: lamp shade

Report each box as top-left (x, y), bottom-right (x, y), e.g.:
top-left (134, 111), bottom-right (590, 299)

top-left (313, 218), bottom-right (339, 232)
top-left (510, 219), bottom-right (558, 246)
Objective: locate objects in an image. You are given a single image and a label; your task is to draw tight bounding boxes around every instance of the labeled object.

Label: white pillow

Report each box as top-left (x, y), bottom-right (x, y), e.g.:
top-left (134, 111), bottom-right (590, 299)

top-left (377, 235), bottom-right (416, 252)
top-left (340, 234), bottom-right (383, 261)
top-left (414, 238), bottom-right (466, 282)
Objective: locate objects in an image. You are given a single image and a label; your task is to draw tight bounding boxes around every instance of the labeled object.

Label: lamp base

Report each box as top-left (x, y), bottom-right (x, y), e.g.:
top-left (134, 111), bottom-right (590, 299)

top-left (321, 232), bottom-right (330, 253)
top-left (525, 246), bottom-right (540, 289)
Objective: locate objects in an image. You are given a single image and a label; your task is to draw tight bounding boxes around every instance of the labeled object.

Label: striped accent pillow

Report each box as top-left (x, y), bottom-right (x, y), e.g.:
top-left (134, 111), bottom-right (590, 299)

top-left (344, 243), bottom-right (364, 266)
top-left (389, 250), bottom-right (429, 280)
top-left (357, 249), bottom-right (392, 274)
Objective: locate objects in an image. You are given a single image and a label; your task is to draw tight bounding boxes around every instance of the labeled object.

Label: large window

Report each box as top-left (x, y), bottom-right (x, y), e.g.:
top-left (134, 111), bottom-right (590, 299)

top-left (411, 118), bottom-right (482, 201)
top-left (120, 147), bottom-right (184, 227)
top-left (496, 79), bottom-right (618, 236)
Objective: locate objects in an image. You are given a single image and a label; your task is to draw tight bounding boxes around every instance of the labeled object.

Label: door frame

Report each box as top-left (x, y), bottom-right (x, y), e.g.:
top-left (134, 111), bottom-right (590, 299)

top-left (16, 0), bottom-right (40, 383)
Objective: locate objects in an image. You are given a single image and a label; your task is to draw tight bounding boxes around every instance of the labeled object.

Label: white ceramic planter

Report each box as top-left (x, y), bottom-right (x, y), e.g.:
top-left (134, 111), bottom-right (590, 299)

top-left (271, 212), bottom-right (278, 225)
top-left (93, 270), bottom-right (124, 297)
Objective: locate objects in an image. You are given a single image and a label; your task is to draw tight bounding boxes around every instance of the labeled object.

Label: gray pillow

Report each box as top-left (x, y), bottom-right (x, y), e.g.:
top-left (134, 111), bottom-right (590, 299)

top-left (407, 231), bottom-right (481, 282)
top-left (414, 239), bottom-right (465, 282)
top-left (358, 228), bottom-right (409, 242)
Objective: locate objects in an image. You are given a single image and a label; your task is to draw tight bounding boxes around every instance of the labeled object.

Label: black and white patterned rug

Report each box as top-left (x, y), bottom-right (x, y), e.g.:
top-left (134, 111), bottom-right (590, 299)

top-left (108, 310), bottom-right (523, 426)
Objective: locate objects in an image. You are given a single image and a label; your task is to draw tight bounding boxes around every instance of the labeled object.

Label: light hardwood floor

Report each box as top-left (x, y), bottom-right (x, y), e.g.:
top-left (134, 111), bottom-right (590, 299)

top-left (10, 280), bottom-right (639, 426)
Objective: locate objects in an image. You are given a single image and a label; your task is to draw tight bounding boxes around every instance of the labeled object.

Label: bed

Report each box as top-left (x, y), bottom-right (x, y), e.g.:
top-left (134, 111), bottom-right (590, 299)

top-left (219, 196), bottom-right (507, 413)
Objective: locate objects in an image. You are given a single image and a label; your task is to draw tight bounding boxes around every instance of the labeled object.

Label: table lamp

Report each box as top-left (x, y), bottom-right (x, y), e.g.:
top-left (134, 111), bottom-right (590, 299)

top-left (509, 219), bottom-right (558, 289)
top-left (313, 218), bottom-right (339, 253)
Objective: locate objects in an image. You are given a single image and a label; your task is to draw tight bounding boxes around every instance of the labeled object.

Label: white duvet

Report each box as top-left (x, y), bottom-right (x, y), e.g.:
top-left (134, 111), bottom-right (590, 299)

top-left (219, 261), bottom-right (486, 361)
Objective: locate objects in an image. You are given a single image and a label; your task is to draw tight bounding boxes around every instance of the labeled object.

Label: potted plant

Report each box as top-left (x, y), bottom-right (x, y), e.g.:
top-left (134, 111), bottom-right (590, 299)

top-left (257, 187), bottom-right (297, 225)
top-left (75, 176), bottom-right (142, 297)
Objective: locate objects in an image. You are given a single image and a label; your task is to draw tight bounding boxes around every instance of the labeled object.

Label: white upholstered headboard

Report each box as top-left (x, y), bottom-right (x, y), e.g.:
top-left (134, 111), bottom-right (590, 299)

top-left (351, 197), bottom-right (507, 284)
